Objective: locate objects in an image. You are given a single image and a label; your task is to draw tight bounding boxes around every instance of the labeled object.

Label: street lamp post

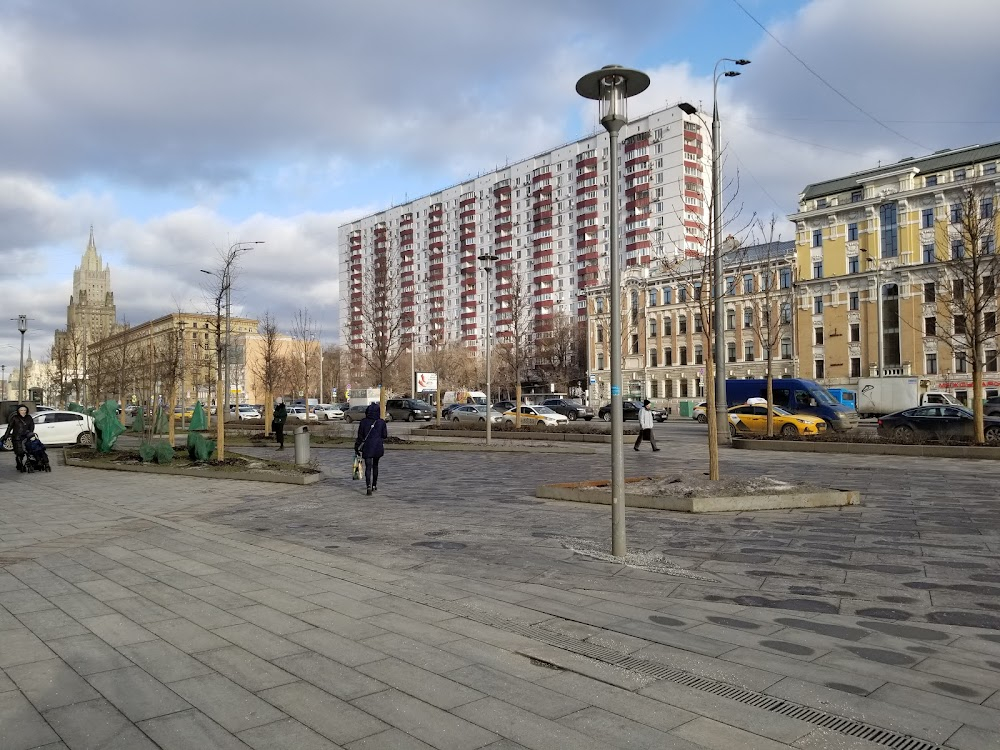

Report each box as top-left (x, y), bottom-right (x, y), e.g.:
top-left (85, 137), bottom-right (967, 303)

top-left (478, 253), bottom-right (499, 445)
top-left (577, 64), bottom-right (650, 558)
top-left (16, 315), bottom-right (27, 402)
top-left (179, 321), bottom-right (187, 430)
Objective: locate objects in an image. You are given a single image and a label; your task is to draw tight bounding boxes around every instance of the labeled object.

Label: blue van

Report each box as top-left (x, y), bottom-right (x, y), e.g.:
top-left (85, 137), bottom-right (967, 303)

top-left (726, 378), bottom-right (859, 431)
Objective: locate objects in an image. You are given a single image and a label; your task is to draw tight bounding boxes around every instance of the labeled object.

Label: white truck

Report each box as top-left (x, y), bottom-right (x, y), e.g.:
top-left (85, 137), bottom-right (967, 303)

top-left (856, 377), bottom-right (960, 418)
top-left (348, 387), bottom-right (382, 407)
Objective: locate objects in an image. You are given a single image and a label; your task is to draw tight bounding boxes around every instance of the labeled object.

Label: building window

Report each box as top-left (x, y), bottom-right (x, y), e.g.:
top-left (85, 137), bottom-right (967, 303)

top-left (725, 275), bottom-right (736, 294)
top-left (779, 268), bottom-right (792, 289)
top-left (880, 202), bottom-right (899, 258)
top-left (848, 256), bottom-right (860, 274)
top-left (663, 316), bottom-right (672, 335)
top-left (595, 297), bottom-right (605, 314)
top-left (743, 275), bottom-right (754, 294)
top-left (952, 240), bottom-right (965, 260)
top-left (744, 342), bottom-right (755, 362)
top-left (812, 229), bottom-right (823, 248)
top-left (850, 357), bottom-right (861, 377)
top-left (694, 315), bottom-right (703, 333)
top-left (986, 311), bottom-right (997, 332)
top-left (651, 379), bottom-right (659, 397)
top-left (847, 222), bottom-right (858, 241)
top-left (680, 379), bottom-right (688, 398)
top-left (813, 261), bottom-right (823, 279)
top-left (648, 289), bottom-right (658, 306)
top-left (780, 339), bottom-right (792, 359)
top-left (649, 319), bottom-right (657, 338)
top-left (984, 236), bottom-right (996, 255)
top-left (817, 198), bottom-right (828, 208)
top-left (922, 208), bottom-right (934, 229)
top-left (815, 359), bottom-right (825, 379)
top-left (850, 323), bottom-right (860, 342)
top-left (727, 342), bottom-right (737, 362)
top-left (814, 296), bottom-right (824, 314)
top-left (950, 203), bottom-right (963, 223)
top-left (925, 316), bottom-right (936, 336)
top-left (982, 197), bottom-right (994, 219)
top-left (680, 347), bottom-right (688, 366)
top-left (986, 163), bottom-right (998, 176)
top-left (726, 309), bottom-right (736, 330)
top-left (649, 349), bottom-right (658, 367)
top-left (987, 350), bottom-right (998, 372)
top-left (925, 354), bottom-right (937, 375)
top-left (851, 190), bottom-right (862, 203)
top-left (815, 327), bottom-right (824, 345)
top-left (678, 286), bottom-right (687, 303)
top-left (597, 354), bottom-right (605, 370)
top-left (664, 349), bottom-right (672, 366)
top-left (954, 279), bottom-right (964, 298)
top-left (743, 308), bottom-right (753, 329)
top-left (694, 345), bottom-right (703, 365)
top-left (596, 326), bottom-right (604, 343)
top-left (924, 282), bottom-right (936, 303)
top-left (693, 283), bottom-right (703, 300)
top-left (923, 244), bottom-right (935, 263)
top-left (780, 303), bottom-right (791, 324)
top-left (956, 352), bottom-right (968, 373)
top-left (631, 334), bottom-right (639, 354)
top-left (663, 287), bottom-right (672, 304)
top-left (926, 175), bottom-right (938, 187)
top-left (955, 316), bottom-right (967, 336)
top-left (849, 291), bottom-right (860, 310)
top-left (679, 316), bottom-right (687, 334)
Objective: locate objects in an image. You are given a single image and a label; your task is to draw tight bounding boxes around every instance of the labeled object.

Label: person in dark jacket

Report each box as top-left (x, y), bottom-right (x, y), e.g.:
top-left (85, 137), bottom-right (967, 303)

top-left (354, 402), bottom-right (388, 495)
top-left (2, 405), bottom-right (35, 473)
top-left (273, 402), bottom-right (288, 450)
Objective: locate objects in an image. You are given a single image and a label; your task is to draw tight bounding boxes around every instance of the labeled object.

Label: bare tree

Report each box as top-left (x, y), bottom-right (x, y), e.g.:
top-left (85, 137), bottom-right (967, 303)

top-left (930, 180), bottom-right (1000, 443)
top-left (748, 217), bottom-right (794, 436)
top-left (290, 308), bottom-right (315, 409)
top-left (251, 312), bottom-right (288, 435)
top-left (536, 313), bottom-right (586, 393)
top-left (359, 224), bottom-right (406, 415)
top-left (495, 269), bottom-right (533, 426)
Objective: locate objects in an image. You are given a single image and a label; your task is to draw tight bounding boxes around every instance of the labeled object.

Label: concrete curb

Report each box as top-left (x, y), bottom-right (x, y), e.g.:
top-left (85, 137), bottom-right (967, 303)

top-left (63, 452), bottom-right (322, 485)
top-left (536, 478), bottom-right (860, 513)
top-left (732, 438), bottom-right (1000, 460)
top-left (421, 429), bottom-right (638, 443)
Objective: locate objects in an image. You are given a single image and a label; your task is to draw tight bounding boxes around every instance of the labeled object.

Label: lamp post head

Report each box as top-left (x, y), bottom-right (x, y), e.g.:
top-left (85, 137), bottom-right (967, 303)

top-left (724, 71), bottom-right (741, 78)
top-left (735, 59), bottom-right (751, 66)
top-left (576, 64), bottom-right (650, 135)
top-left (677, 102), bottom-right (698, 116)
top-left (17, 315), bottom-right (27, 334)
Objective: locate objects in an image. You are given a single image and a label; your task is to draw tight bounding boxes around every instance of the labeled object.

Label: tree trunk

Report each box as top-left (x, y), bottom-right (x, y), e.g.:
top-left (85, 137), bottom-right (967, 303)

top-left (766, 356), bottom-right (774, 438)
top-left (706, 346), bottom-right (720, 481)
top-left (264, 391), bottom-right (273, 436)
top-left (435, 383), bottom-right (442, 426)
top-left (168, 386), bottom-right (176, 447)
top-left (973, 363), bottom-right (985, 444)
top-left (216, 376), bottom-right (225, 460)
top-left (515, 381), bottom-right (522, 428)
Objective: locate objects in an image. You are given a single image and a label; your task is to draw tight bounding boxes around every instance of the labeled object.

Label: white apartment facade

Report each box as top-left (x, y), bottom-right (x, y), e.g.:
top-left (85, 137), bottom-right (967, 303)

top-left (339, 104), bottom-right (712, 363)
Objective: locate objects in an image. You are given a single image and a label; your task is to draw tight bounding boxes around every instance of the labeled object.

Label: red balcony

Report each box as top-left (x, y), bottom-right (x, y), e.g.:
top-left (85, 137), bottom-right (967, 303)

top-left (532, 171), bottom-right (552, 183)
top-left (576, 197), bottom-right (598, 210)
top-left (575, 170), bottom-right (597, 182)
top-left (576, 156), bottom-right (597, 169)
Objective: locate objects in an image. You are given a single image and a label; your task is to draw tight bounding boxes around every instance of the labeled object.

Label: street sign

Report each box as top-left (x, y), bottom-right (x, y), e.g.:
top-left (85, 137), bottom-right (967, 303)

top-left (589, 375), bottom-right (596, 384)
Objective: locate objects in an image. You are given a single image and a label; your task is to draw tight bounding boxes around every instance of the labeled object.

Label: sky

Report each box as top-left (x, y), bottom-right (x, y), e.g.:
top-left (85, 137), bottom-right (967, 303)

top-left (2, 0), bottom-right (999, 373)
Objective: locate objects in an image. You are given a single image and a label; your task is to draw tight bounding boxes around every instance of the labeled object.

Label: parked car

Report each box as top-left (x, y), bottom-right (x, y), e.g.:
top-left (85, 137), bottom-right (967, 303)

top-left (986, 396), bottom-right (1000, 418)
top-left (598, 401), bottom-right (667, 423)
top-left (727, 403), bottom-right (827, 438)
top-left (172, 405), bottom-right (195, 420)
top-left (1, 410), bottom-right (96, 450)
top-left (541, 398), bottom-right (594, 422)
top-left (877, 405), bottom-right (1000, 444)
top-left (692, 401), bottom-right (708, 423)
top-left (235, 405), bottom-right (261, 421)
top-left (492, 401), bottom-right (516, 414)
top-left (343, 404), bottom-right (372, 423)
top-left (440, 404), bottom-right (463, 420)
top-left (385, 398), bottom-right (434, 422)
top-left (450, 405), bottom-right (503, 425)
top-left (286, 406), bottom-right (318, 422)
top-left (313, 404), bottom-right (345, 421)
top-left (35, 405), bottom-right (56, 413)
top-left (502, 405), bottom-right (568, 427)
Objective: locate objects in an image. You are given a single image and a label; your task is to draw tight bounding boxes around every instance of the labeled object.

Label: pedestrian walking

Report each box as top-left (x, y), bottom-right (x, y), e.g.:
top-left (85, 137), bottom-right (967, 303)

top-left (1, 404), bottom-right (35, 472)
top-left (634, 399), bottom-right (660, 452)
top-left (273, 401), bottom-right (287, 450)
top-left (354, 402), bottom-right (388, 496)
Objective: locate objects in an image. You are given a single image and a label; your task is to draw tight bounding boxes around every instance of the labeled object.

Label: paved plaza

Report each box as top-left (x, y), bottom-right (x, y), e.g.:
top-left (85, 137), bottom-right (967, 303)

top-left (2, 425), bottom-right (1000, 749)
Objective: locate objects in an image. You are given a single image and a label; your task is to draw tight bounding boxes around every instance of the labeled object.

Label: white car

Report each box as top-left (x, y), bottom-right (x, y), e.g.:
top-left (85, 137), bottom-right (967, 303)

top-left (313, 404), bottom-right (345, 421)
top-left (1, 410), bottom-right (96, 450)
top-left (286, 406), bottom-right (318, 422)
top-left (502, 405), bottom-right (569, 427)
top-left (235, 405), bottom-right (261, 421)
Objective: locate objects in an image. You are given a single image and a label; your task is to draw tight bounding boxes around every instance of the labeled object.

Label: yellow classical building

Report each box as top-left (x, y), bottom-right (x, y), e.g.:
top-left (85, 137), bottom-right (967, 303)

top-left (790, 142), bottom-right (1000, 402)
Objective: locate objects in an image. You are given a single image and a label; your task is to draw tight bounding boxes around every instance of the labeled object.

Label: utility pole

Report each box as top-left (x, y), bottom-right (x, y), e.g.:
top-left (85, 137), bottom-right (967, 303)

top-left (16, 315), bottom-right (27, 402)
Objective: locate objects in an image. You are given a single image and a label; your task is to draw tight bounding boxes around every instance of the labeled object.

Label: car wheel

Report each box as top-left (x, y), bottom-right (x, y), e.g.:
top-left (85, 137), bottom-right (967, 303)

top-left (729, 422), bottom-right (738, 437)
top-left (407, 414), bottom-right (415, 422)
top-left (696, 413), bottom-right (707, 424)
top-left (478, 417), bottom-right (485, 423)
top-left (780, 424), bottom-right (798, 438)
top-left (985, 426), bottom-right (1000, 444)
top-left (602, 413), bottom-right (611, 422)
top-left (568, 412), bottom-right (577, 421)
top-left (345, 415), bottom-right (353, 423)
top-left (385, 413), bottom-right (393, 422)
top-left (453, 417), bottom-right (461, 423)
top-left (322, 414), bottom-right (330, 421)
top-left (77, 431), bottom-right (96, 447)
top-left (894, 425), bottom-right (916, 444)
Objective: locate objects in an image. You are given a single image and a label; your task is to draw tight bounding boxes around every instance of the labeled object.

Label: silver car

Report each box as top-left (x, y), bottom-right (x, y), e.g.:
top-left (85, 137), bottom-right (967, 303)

top-left (450, 405), bottom-right (503, 425)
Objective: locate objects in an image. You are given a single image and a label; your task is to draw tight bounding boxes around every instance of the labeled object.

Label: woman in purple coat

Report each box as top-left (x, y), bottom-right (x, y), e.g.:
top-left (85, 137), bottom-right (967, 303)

top-left (354, 403), bottom-right (388, 495)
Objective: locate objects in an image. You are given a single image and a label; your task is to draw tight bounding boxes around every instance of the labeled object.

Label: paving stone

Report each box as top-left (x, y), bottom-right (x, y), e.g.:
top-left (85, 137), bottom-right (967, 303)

top-left (943, 724), bottom-right (1000, 750)
top-left (0, 588), bottom-right (58, 615)
top-left (913, 656), bottom-right (1000, 690)
top-left (287, 627), bottom-right (385, 666)
top-left (186, 585), bottom-right (260, 611)
top-left (137, 707), bottom-right (252, 750)
top-left (672, 716), bottom-right (795, 750)
top-left (0, 668), bottom-right (14, 693)
top-left (145, 617), bottom-right (231, 653)
top-left (5, 657), bottom-right (100, 711)
top-left (226, 604), bottom-right (314, 636)
top-left (169, 673), bottom-right (285, 732)
top-left (364, 633), bottom-right (472, 674)
top-left (0, 628), bottom-right (57, 668)
top-left (0, 604), bottom-right (21, 631)
top-left (352, 688), bottom-right (498, 750)
top-left (196, 646), bottom-right (299, 692)
top-left (356, 657), bottom-right (484, 710)
top-left (868, 682), bottom-right (1000, 733)
top-left (792, 728), bottom-right (889, 749)
top-left (202, 572), bottom-right (266, 594)
top-left (166, 599), bottom-right (246, 629)
top-left (80, 613), bottom-right (158, 646)
top-left (297, 606), bottom-right (387, 639)
top-left (559, 706), bottom-right (702, 750)
top-left (44, 697), bottom-right (160, 749)
top-left (763, 677), bottom-right (961, 744)
top-left (366, 612), bottom-right (464, 645)
top-left (272, 652), bottom-right (387, 700)
top-left (452, 696), bottom-right (608, 750)
top-left (344, 728), bottom-right (437, 749)
top-left (118, 639), bottom-right (216, 683)
top-left (721, 646), bottom-right (886, 695)
top-left (258, 681), bottom-right (388, 745)
top-left (86, 665), bottom-right (191, 721)
top-left (241, 588), bottom-right (317, 614)
top-left (214, 622), bottom-right (309, 660)
top-left (47, 592), bottom-right (116, 619)
top-left (238, 717), bottom-right (341, 750)
top-left (446, 663), bottom-right (584, 718)
top-left (74, 578), bottom-right (137, 601)
top-left (0, 689), bottom-right (61, 750)
top-left (304, 591), bottom-right (388, 619)
top-left (104, 595), bottom-right (177, 624)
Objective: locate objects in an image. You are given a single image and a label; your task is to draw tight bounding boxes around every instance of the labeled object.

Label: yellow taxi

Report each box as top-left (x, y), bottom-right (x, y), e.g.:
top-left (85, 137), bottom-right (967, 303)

top-left (501, 405), bottom-right (569, 427)
top-left (727, 403), bottom-right (827, 437)
top-left (172, 406), bottom-right (196, 420)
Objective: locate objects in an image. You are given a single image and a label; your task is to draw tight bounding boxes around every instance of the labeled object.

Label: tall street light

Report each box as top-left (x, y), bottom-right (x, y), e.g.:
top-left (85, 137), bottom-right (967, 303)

top-left (478, 253), bottom-right (499, 445)
top-left (14, 315), bottom-right (28, 402)
top-left (577, 64), bottom-right (650, 558)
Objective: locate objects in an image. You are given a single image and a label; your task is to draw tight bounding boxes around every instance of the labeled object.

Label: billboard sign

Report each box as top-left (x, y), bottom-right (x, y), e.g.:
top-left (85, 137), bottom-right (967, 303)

top-left (416, 372), bottom-right (438, 392)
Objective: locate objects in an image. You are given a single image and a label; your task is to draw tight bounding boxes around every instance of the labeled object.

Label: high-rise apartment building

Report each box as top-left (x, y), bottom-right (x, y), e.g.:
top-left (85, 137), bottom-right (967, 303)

top-left (339, 104), bottom-right (711, 370)
top-left (790, 142), bottom-right (1000, 402)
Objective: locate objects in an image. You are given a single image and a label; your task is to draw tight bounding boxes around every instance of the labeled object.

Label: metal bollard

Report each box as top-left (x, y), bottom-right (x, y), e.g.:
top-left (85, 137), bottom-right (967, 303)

top-left (293, 425), bottom-right (310, 466)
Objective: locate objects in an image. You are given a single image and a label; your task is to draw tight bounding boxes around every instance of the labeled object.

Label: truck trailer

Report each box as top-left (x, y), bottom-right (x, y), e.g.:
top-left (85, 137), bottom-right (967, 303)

top-left (855, 377), bottom-right (959, 418)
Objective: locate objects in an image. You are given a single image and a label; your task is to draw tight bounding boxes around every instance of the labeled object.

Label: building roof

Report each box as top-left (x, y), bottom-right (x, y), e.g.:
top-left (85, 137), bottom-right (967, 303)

top-left (800, 141), bottom-right (1000, 201)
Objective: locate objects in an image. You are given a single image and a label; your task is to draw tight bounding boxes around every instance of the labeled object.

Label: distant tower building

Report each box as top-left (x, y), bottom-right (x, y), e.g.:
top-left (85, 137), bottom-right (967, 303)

top-left (53, 228), bottom-right (117, 401)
